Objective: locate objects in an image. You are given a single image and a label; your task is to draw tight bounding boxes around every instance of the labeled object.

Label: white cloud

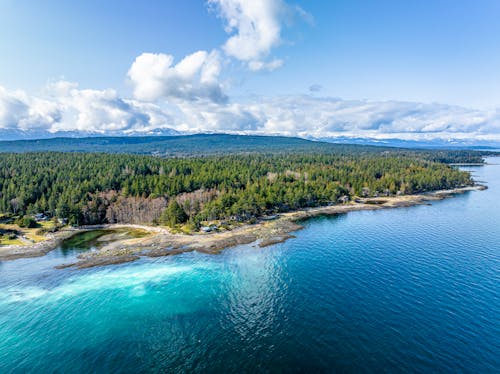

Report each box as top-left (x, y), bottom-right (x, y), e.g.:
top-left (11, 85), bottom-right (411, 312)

top-left (2, 85), bottom-right (500, 142)
top-left (124, 0), bottom-right (304, 108)
top-left (0, 82), bottom-right (180, 135)
top-left (127, 50), bottom-right (226, 103)
top-left (171, 95), bottom-right (500, 141)
top-left (209, 0), bottom-right (291, 71)
top-left (248, 58), bottom-right (284, 72)
top-left (50, 87), bottom-right (150, 132)
top-left (0, 86), bottom-right (60, 130)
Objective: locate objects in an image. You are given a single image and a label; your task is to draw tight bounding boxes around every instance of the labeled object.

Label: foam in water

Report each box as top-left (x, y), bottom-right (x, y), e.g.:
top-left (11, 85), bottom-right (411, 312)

top-left (0, 261), bottom-right (210, 305)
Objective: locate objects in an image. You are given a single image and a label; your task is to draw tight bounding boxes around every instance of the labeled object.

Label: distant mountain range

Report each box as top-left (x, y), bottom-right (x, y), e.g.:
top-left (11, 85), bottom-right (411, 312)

top-left (0, 128), bottom-right (181, 141)
top-left (318, 136), bottom-right (500, 150)
top-left (0, 128), bottom-right (498, 150)
top-left (0, 133), bottom-right (497, 164)
top-left (0, 134), bottom-right (350, 155)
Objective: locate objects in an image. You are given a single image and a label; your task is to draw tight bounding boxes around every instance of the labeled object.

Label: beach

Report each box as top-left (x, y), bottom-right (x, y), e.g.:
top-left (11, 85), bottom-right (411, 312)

top-left (0, 185), bottom-right (486, 268)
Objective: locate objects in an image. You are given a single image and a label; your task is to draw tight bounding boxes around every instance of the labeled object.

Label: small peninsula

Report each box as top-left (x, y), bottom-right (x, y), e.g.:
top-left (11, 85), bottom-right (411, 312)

top-left (2, 184), bottom-right (486, 268)
top-left (0, 185), bottom-right (486, 268)
top-left (0, 135), bottom-right (492, 268)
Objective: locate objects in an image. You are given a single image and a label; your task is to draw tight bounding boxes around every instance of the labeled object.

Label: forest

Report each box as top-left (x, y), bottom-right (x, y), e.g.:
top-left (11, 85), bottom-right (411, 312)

top-left (0, 134), bottom-right (492, 162)
top-left (0, 150), bottom-right (474, 229)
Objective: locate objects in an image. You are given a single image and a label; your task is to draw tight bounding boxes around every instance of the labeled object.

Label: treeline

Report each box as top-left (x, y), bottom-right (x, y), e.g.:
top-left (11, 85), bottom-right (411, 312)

top-left (0, 152), bottom-right (472, 228)
top-left (0, 134), bottom-right (490, 163)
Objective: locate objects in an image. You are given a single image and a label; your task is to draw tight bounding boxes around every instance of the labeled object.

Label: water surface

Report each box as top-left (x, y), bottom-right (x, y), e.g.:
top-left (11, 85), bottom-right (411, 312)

top-left (0, 159), bottom-right (499, 372)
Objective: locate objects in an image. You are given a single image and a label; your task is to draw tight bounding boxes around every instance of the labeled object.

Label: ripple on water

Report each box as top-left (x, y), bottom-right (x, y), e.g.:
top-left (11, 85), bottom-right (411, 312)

top-left (0, 160), bottom-right (500, 372)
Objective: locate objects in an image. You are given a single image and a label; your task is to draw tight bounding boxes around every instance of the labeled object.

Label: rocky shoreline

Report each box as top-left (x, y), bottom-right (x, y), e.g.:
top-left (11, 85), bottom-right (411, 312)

top-left (0, 185), bottom-right (487, 268)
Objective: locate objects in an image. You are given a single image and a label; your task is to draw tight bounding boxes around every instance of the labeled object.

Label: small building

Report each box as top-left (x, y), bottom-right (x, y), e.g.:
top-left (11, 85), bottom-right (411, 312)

top-left (361, 187), bottom-right (371, 197)
top-left (201, 224), bottom-right (218, 233)
top-left (261, 214), bottom-right (279, 221)
top-left (338, 195), bottom-right (350, 204)
top-left (34, 213), bottom-right (49, 221)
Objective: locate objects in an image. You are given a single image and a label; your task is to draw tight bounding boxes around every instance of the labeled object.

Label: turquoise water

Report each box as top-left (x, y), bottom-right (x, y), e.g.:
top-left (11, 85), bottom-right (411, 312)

top-left (1, 159), bottom-right (499, 373)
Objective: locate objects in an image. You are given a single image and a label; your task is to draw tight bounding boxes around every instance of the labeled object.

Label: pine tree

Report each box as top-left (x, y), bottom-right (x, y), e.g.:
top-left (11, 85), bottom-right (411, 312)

top-left (160, 199), bottom-right (188, 227)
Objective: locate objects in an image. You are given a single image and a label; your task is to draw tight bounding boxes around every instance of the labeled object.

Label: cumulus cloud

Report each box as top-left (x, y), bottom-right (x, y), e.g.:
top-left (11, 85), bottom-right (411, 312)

top-left (171, 95), bottom-right (500, 141)
top-left (127, 50), bottom-right (226, 103)
top-left (208, 0), bottom-right (294, 71)
top-left (0, 86), bottom-right (60, 130)
top-left (124, 0), bottom-right (306, 108)
top-left (2, 83), bottom-right (500, 142)
top-left (0, 82), bottom-right (180, 135)
top-left (54, 91), bottom-right (134, 132)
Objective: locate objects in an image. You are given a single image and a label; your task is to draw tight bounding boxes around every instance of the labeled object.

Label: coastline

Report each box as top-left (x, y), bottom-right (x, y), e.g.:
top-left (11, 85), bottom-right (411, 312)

top-left (0, 185), bottom-right (486, 268)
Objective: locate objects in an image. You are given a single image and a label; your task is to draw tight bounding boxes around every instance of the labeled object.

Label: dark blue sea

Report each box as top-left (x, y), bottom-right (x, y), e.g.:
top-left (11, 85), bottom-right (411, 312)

top-left (0, 159), bottom-right (499, 373)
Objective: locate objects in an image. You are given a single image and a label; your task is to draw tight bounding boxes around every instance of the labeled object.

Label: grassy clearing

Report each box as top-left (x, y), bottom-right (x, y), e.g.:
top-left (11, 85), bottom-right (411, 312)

top-left (0, 237), bottom-right (24, 246)
top-left (0, 219), bottom-right (58, 246)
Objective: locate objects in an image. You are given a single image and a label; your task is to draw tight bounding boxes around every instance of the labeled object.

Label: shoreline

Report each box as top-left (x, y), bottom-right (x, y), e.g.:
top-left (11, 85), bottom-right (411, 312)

top-left (0, 185), bottom-right (487, 268)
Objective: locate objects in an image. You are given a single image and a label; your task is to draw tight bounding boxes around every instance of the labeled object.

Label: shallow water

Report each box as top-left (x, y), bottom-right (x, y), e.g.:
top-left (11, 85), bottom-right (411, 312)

top-left (58, 227), bottom-right (149, 254)
top-left (0, 159), bottom-right (499, 372)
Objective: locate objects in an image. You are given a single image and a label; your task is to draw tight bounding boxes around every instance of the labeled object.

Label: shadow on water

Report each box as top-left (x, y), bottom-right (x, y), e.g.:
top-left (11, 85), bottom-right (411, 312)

top-left (294, 212), bottom-right (346, 225)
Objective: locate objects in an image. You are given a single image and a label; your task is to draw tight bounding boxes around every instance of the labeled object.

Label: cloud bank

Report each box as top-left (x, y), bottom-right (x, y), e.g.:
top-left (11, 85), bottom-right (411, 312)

top-left (0, 82), bottom-right (179, 135)
top-left (2, 82), bottom-right (500, 141)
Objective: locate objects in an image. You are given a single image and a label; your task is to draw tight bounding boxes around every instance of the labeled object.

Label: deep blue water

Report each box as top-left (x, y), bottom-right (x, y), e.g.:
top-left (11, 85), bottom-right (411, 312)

top-left (0, 159), bottom-right (499, 373)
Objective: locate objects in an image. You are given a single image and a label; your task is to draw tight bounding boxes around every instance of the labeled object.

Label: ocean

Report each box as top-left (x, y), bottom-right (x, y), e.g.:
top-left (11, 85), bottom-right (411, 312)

top-left (0, 158), bottom-right (499, 372)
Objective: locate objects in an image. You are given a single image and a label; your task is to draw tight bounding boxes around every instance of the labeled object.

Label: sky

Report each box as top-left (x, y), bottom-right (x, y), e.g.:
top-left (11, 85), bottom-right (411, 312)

top-left (1, 0), bottom-right (500, 142)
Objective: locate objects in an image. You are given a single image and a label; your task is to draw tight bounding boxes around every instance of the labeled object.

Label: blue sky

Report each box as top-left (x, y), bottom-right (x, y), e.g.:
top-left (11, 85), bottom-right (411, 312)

top-left (1, 0), bottom-right (500, 141)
